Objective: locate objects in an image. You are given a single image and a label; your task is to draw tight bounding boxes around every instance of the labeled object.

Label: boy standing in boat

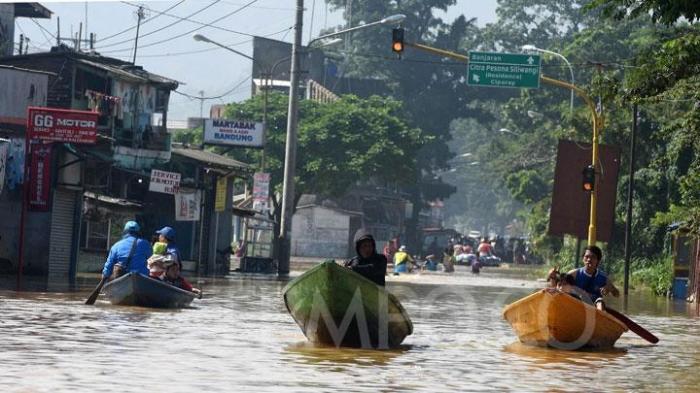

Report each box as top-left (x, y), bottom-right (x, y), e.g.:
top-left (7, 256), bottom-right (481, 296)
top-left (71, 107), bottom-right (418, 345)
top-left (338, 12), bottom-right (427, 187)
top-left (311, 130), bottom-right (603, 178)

top-left (549, 245), bottom-right (619, 308)
top-left (344, 229), bottom-right (387, 286)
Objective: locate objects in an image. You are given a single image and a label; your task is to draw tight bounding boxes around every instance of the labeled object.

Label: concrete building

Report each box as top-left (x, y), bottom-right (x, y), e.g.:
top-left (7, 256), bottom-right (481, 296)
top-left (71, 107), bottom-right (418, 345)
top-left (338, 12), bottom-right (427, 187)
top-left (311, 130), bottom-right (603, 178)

top-left (0, 45), bottom-right (253, 284)
top-left (292, 196), bottom-right (362, 259)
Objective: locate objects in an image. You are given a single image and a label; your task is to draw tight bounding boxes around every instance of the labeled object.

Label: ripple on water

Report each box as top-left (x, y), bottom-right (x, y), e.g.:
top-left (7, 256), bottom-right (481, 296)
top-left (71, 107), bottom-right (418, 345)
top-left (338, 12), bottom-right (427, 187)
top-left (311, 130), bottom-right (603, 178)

top-left (0, 271), bottom-right (699, 392)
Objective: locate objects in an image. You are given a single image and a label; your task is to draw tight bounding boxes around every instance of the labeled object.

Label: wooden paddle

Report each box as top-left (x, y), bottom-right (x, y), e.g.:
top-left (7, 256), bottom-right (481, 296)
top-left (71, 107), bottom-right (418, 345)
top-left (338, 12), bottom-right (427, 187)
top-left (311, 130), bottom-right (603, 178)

top-left (85, 277), bottom-right (106, 305)
top-left (605, 307), bottom-right (659, 344)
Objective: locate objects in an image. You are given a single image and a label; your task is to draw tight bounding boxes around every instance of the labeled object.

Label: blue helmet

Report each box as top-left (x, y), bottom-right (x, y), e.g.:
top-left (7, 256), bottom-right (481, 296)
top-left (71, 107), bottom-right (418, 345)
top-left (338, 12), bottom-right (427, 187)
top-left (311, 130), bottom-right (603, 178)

top-left (123, 220), bottom-right (140, 234)
top-left (156, 226), bottom-right (176, 241)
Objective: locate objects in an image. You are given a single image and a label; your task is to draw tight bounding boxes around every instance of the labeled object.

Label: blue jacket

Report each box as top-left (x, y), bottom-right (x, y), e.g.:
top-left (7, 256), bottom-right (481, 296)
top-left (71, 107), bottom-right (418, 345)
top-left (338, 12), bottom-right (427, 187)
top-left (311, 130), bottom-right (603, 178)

top-left (166, 243), bottom-right (181, 263)
top-left (102, 234), bottom-right (152, 278)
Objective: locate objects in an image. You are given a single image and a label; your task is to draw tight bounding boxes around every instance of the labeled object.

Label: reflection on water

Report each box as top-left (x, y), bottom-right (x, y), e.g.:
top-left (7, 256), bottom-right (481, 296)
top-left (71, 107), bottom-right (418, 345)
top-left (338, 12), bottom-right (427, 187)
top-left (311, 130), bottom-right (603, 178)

top-left (0, 266), bottom-right (698, 392)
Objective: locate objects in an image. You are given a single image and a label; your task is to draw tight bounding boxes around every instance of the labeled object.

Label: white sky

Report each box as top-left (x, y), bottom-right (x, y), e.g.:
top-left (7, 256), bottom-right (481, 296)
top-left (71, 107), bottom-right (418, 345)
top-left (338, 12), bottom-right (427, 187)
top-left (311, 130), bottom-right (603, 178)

top-left (7, 0), bottom-right (498, 120)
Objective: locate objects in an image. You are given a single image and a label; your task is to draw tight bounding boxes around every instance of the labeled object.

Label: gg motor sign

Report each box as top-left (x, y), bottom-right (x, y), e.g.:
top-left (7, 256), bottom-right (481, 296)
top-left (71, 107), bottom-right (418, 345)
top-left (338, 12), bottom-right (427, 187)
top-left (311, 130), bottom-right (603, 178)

top-left (27, 107), bottom-right (99, 144)
top-left (204, 119), bottom-right (264, 148)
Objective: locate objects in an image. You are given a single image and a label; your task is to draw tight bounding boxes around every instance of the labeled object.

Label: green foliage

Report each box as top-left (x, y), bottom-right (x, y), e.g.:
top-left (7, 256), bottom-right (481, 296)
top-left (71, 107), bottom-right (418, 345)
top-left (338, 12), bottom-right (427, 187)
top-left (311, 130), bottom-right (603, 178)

top-left (219, 92), bottom-right (425, 221)
top-left (607, 255), bottom-right (674, 296)
top-left (589, 0), bottom-right (700, 25)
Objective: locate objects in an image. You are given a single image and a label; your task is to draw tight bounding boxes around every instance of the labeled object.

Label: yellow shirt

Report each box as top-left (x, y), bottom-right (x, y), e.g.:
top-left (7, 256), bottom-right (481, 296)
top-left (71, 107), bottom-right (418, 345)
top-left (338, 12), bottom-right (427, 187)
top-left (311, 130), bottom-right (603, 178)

top-left (394, 251), bottom-right (413, 265)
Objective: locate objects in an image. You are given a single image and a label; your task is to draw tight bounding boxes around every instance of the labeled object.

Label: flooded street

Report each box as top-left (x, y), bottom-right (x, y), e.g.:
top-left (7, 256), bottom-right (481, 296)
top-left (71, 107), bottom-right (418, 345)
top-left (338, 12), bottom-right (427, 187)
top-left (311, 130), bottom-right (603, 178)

top-left (1, 267), bottom-right (699, 392)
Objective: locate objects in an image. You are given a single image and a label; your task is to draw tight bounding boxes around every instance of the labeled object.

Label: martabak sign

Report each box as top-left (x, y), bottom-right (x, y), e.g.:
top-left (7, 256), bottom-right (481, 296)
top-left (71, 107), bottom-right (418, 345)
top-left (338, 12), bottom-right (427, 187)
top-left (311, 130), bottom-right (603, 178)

top-left (27, 107), bottom-right (98, 144)
top-left (204, 119), bottom-right (264, 148)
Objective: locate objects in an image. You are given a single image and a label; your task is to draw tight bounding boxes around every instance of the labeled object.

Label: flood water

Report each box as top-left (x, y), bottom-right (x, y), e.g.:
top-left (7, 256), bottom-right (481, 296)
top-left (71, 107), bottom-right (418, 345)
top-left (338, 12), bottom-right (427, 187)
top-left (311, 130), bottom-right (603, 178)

top-left (1, 266), bottom-right (699, 392)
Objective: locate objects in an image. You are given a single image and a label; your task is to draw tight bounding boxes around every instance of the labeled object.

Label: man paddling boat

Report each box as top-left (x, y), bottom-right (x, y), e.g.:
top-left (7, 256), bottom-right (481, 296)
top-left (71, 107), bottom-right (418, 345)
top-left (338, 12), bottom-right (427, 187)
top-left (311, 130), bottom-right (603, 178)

top-left (548, 245), bottom-right (619, 308)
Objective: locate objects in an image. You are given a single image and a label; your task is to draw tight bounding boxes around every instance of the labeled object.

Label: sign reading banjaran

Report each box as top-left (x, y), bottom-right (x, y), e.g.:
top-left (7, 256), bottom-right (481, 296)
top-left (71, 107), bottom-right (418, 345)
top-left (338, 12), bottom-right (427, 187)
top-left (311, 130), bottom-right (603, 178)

top-left (203, 119), bottom-right (264, 148)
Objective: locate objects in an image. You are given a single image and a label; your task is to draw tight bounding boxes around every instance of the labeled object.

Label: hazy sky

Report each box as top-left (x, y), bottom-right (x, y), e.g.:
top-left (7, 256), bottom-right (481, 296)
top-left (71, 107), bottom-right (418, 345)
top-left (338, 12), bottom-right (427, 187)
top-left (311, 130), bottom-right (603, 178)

top-left (10, 0), bottom-right (498, 120)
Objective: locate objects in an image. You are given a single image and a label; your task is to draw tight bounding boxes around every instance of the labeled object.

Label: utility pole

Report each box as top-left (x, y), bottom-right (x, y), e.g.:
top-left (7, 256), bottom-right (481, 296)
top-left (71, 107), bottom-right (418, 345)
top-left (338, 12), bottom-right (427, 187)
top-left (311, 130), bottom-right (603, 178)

top-left (623, 103), bottom-right (639, 296)
top-left (199, 90), bottom-right (205, 149)
top-left (278, 0), bottom-right (304, 276)
top-left (132, 6), bottom-right (146, 64)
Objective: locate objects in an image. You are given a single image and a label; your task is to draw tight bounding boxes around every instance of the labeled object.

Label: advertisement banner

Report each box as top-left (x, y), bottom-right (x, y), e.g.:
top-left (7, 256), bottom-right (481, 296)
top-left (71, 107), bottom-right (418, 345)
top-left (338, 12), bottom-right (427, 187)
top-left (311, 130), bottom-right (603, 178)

top-left (149, 169), bottom-right (181, 194)
top-left (175, 190), bottom-right (201, 221)
top-left (28, 143), bottom-right (52, 211)
top-left (203, 119), bottom-right (264, 148)
top-left (27, 107), bottom-right (99, 144)
top-left (215, 176), bottom-right (227, 212)
top-left (252, 172), bottom-right (270, 212)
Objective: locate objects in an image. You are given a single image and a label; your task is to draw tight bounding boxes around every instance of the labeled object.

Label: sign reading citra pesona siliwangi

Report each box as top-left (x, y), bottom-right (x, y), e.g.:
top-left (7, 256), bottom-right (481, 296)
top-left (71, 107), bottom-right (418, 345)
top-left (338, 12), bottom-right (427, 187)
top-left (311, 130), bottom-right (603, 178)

top-left (204, 119), bottom-right (264, 148)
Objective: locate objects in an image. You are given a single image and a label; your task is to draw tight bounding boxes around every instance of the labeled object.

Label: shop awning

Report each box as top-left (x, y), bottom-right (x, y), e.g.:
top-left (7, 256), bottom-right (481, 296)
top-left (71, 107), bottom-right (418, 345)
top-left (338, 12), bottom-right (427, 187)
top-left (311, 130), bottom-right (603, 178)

top-left (83, 191), bottom-right (143, 220)
top-left (171, 146), bottom-right (252, 175)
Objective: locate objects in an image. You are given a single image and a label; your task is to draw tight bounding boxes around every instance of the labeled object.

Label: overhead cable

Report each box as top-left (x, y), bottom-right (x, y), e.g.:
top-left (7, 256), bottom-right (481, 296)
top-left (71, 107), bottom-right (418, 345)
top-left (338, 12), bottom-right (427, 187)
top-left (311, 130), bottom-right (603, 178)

top-left (98, 0), bottom-right (261, 53)
top-left (97, 0), bottom-right (186, 44)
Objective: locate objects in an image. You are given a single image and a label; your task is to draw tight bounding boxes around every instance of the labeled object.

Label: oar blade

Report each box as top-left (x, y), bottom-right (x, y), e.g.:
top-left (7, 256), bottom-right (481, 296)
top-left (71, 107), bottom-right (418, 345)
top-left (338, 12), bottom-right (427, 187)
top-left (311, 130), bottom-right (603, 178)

top-left (85, 278), bottom-right (106, 305)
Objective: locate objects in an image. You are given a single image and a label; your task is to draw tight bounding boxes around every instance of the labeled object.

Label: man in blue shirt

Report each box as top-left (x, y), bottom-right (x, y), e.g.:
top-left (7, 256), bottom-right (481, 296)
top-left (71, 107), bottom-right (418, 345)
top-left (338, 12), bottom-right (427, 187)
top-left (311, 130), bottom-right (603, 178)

top-left (549, 245), bottom-right (619, 308)
top-left (156, 226), bottom-right (181, 267)
top-left (102, 221), bottom-right (152, 279)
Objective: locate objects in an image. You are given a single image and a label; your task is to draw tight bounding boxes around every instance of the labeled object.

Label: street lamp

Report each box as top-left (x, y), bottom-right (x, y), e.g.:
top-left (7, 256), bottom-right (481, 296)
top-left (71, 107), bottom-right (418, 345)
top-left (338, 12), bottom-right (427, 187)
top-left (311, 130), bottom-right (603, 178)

top-left (277, 11), bottom-right (406, 276)
top-left (522, 44), bottom-right (574, 114)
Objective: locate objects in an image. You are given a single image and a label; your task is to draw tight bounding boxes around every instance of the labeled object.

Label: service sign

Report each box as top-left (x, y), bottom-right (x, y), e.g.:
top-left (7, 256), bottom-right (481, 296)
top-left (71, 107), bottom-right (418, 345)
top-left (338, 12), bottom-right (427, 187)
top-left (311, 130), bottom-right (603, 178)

top-left (149, 169), bottom-right (181, 195)
top-left (203, 119), bottom-right (264, 148)
top-left (27, 107), bottom-right (99, 144)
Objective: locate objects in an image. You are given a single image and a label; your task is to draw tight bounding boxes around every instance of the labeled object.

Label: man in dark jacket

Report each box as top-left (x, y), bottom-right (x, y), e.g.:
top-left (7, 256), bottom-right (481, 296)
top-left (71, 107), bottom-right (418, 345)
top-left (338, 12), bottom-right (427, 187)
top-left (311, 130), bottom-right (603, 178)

top-left (344, 229), bottom-right (387, 286)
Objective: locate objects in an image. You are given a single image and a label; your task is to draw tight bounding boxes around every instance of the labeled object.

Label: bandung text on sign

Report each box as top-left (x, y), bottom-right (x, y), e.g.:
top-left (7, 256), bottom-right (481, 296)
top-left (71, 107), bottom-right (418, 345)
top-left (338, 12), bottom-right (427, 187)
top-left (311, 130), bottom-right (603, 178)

top-left (27, 107), bottom-right (98, 144)
top-left (204, 119), bottom-right (264, 148)
top-left (149, 169), bottom-right (181, 194)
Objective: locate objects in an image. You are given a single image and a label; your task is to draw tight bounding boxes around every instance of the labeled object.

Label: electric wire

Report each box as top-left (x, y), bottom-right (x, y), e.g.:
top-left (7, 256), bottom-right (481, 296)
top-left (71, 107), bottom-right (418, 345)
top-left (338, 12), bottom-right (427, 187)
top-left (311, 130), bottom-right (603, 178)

top-left (96, 0), bottom-right (222, 49)
top-left (97, 0), bottom-right (186, 44)
top-left (97, 0), bottom-right (261, 53)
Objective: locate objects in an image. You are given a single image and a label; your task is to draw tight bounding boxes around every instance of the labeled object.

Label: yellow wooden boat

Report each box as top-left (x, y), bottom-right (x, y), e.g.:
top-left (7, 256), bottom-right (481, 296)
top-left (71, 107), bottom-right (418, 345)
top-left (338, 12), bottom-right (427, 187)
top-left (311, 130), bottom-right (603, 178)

top-left (503, 289), bottom-right (628, 349)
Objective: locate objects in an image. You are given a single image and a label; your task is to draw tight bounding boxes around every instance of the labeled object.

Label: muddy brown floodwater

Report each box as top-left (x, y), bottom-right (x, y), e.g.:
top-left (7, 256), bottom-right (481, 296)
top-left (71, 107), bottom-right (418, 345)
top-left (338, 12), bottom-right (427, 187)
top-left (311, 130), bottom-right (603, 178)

top-left (0, 266), bottom-right (698, 392)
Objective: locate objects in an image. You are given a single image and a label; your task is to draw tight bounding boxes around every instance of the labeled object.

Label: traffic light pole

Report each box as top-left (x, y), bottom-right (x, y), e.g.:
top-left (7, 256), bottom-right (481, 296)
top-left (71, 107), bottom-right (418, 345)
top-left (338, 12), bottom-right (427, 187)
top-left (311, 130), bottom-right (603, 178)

top-left (404, 41), bottom-right (604, 244)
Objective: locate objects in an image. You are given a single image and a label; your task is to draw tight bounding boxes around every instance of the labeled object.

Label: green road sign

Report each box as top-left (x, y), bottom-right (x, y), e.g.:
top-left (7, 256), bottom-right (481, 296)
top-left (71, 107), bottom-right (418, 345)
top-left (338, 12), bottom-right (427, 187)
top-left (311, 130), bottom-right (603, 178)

top-left (467, 51), bottom-right (541, 89)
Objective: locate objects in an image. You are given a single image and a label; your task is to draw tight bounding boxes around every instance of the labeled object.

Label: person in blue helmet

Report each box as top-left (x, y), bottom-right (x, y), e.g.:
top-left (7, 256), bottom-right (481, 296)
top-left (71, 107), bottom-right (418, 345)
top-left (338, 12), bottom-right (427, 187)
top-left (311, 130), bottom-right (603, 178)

top-left (102, 220), bottom-right (152, 280)
top-left (155, 226), bottom-right (181, 267)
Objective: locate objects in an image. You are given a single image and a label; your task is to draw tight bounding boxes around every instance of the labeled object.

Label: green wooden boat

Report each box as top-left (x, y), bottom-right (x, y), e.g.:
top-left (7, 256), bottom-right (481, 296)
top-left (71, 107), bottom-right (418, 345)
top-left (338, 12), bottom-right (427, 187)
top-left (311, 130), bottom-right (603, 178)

top-left (283, 261), bottom-right (413, 349)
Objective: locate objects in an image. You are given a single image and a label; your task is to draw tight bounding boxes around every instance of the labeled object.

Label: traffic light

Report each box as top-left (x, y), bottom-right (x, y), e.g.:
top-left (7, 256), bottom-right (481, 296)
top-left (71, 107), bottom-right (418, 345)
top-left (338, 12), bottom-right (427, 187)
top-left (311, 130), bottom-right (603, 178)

top-left (392, 28), bottom-right (404, 54)
top-left (582, 165), bottom-right (595, 191)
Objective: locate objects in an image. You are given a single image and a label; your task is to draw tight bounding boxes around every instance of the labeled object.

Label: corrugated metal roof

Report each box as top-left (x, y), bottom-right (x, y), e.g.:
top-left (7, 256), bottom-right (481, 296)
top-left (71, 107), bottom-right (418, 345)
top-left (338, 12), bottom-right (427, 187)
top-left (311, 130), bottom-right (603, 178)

top-left (171, 147), bottom-right (251, 172)
top-left (75, 58), bottom-right (180, 87)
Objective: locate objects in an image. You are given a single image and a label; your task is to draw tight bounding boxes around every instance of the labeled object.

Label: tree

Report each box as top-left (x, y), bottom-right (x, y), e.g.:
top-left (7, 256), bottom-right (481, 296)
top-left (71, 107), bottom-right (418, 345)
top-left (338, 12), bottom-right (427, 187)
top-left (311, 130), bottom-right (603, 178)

top-left (218, 92), bottom-right (425, 230)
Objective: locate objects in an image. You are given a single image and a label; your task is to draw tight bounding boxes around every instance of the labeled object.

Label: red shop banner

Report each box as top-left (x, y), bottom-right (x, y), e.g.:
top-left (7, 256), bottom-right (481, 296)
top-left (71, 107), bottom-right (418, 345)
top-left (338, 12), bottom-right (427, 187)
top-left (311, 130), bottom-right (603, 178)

top-left (28, 143), bottom-right (53, 212)
top-left (27, 106), bottom-right (98, 144)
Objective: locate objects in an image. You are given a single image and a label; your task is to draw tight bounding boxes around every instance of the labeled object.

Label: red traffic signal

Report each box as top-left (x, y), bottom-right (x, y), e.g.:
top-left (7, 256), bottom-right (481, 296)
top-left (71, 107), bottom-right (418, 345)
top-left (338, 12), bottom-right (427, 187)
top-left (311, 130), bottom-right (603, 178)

top-left (582, 165), bottom-right (595, 191)
top-left (392, 28), bottom-right (404, 54)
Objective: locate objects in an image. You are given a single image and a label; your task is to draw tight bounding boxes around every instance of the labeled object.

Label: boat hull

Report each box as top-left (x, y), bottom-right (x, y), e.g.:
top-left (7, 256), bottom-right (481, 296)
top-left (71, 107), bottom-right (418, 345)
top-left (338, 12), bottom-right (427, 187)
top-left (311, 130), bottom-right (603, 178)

top-left (283, 261), bottom-right (413, 348)
top-left (103, 272), bottom-right (196, 308)
top-left (503, 289), bottom-right (627, 349)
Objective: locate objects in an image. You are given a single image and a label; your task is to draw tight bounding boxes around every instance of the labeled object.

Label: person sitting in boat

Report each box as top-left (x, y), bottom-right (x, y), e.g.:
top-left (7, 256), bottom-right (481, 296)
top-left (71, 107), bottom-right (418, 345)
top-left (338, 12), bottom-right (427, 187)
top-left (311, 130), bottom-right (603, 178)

top-left (102, 221), bottom-right (152, 280)
top-left (344, 229), bottom-right (387, 286)
top-left (162, 254), bottom-right (201, 295)
top-left (422, 254), bottom-right (440, 271)
top-left (548, 246), bottom-right (619, 309)
top-left (155, 226), bottom-right (181, 268)
top-left (147, 241), bottom-right (169, 280)
top-left (393, 245), bottom-right (418, 274)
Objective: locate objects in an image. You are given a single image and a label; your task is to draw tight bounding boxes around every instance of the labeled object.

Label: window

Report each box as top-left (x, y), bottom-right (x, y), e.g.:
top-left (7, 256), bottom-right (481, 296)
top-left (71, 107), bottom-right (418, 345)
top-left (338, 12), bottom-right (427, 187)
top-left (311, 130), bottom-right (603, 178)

top-left (84, 219), bottom-right (110, 250)
top-left (82, 219), bottom-right (123, 251)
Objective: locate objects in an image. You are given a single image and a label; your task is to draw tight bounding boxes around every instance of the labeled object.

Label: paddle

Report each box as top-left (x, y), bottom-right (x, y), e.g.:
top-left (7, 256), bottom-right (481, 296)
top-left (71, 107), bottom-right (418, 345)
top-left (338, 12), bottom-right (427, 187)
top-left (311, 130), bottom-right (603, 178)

top-left (605, 307), bottom-right (659, 344)
top-left (85, 276), bottom-right (106, 305)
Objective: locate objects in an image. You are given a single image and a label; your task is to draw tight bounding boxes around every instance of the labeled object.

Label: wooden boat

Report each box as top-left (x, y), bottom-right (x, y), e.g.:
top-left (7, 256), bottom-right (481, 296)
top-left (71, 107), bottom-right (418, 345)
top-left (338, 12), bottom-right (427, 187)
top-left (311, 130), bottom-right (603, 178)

top-left (283, 261), bottom-right (413, 348)
top-left (502, 289), bottom-right (628, 349)
top-left (103, 272), bottom-right (197, 308)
